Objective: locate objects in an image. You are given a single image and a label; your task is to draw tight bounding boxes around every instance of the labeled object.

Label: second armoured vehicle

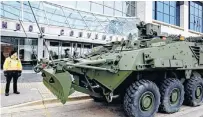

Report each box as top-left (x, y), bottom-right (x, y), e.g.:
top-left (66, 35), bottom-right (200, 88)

top-left (34, 21), bottom-right (203, 117)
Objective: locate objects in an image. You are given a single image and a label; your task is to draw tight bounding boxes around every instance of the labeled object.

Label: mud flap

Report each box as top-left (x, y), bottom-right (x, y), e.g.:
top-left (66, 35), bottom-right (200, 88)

top-left (42, 68), bottom-right (73, 104)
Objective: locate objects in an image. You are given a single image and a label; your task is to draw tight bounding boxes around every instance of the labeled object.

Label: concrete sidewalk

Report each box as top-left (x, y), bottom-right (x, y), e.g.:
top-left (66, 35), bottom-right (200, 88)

top-left (0, 82), bottom-right (89, 107)
top-left (1, 73), bottom-right (43, 83)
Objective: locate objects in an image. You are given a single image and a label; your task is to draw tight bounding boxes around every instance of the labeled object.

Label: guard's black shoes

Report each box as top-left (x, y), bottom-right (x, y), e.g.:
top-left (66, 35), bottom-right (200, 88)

top-left (14, 91), bottom-right (20, 94)
top-left (5, 93), bottom-right (9, 96)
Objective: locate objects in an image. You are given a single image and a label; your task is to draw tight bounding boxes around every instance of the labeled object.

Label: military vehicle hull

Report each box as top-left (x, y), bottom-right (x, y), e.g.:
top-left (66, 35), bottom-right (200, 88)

top-left (36, 22), bottom-right (203, 117)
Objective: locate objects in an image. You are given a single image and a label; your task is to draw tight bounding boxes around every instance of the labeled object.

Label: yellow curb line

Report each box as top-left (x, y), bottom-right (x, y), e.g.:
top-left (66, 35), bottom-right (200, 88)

top-left (2, 96), bottom-right (91, 109)
top-left (0, 88), bottom-right (4, 94)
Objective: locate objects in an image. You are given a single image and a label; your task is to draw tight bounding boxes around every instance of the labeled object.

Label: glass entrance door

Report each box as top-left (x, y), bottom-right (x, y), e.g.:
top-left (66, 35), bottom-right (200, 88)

top-left (1, 37), bottom-right (18, 69)
top-left (19, 38), bottom-right (38, 70)
top-left (49, 41), bottom-right (60, 60)
top-left (1, 36), bottom-right (38, 70)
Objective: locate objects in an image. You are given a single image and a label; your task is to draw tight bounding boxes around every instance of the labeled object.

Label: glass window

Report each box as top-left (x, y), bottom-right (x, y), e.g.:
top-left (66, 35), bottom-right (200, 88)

top-left (190, 6), bottom-right (195, 15)
top-left (1, 37), bottom-right (19, 69)
top-left (67, 1), bottom-right (77, 8)
top-left (199, 9), bottom-right (202, 16)
top-left (164, 4), bottom-right (169, 14)
top-left (170, 16), bottom-right (175, 25)
top-left (104, 1), bottom-right (114, 8)
top-left (153, 1), bottom-right (180, 26)
top-left (115, 10), bottom-right (123, 16)
top-left (153, 2), bottom-right (155, 19)
top-left (189, 1), bottom-right (203, 33)
top-left (61, 42), bottom-right (71, 58)
top-left (115, 1), bottom-right (122, 11)
top-left (83, 44), bottom-right (91, 55)
top-left (125, 2), bottom-right (131, 16)
top-left (170, 6), bottom-right (175, 16)
top-left (76, 1), bottom-right (90, 12)
top-left (104, 7), bottom-right (113, 16)
top-left (157, 12), bottom-right (163, 21)
top-left (195, 8), bottom-right (199, 16)
top-left (91, 2), bottom-right (103, 14)
top-left (49, 41), bottom-right (59, 60)
top-left (93, 1), bottom-right (103, 5)
top-left (51, 1), bottom-right (76, 8)
top-left (122, 2), bottom-right (128, 16)
top-left (19, 38), bottom-right (38, 70)
top-left (157, 2), bottom-right (163, 12)
top-left (115, 1), bottom-right (123, 16)
top-left (127, 1), bottom-right (136, 16)
top-left (2, 1), bottom-right (21, 20)
top-left (164, 14), bottom-right (170, 23)
top-left (72, 43), bottom-right (82, 57)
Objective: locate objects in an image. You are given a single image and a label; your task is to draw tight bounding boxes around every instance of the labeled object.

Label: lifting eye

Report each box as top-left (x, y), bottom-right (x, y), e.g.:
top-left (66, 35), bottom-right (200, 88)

top-left (49, 77), bottom-right (55, 83)
top-left (114, 61), bottom-right (119, 65)
top-left (42, 73), bottom-right (46, 77)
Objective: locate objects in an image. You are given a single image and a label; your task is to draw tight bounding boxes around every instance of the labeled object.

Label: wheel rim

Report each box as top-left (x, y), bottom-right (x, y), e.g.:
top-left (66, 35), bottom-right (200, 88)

top-left (170, 88), bottom-right (180, 105)
top-left (139, 91), bottom-right (154, 111)
top-left (195, 85), bottom-right (202, 100)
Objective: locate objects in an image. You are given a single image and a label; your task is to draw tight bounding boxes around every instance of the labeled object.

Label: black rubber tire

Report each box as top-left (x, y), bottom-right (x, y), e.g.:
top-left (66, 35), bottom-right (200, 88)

top-left (159, 78), bottom-right (184, 113)
top-left (184, 77), bottom-right (203, 106)
top-left (123, 80), bottom-right (160, 117)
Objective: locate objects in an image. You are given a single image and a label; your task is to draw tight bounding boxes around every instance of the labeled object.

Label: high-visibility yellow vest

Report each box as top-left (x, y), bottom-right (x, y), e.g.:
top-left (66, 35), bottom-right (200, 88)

top-left (3, 57), bottom-right (22, 71)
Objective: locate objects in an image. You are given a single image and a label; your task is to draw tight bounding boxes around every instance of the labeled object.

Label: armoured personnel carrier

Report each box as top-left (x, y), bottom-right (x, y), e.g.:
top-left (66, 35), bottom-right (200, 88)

top-left (34, 21), bottom-right (203, 117)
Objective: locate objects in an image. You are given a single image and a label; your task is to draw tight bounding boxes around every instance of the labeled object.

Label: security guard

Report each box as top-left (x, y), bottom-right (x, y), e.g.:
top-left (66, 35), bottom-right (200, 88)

top-left (3, 50), bottom-right (22, 96)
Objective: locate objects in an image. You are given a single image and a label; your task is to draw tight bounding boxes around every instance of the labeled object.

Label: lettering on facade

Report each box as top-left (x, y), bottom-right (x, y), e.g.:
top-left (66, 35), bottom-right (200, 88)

top-left (87, 33), bottom-right (91, 38)
top-left (95, 34), bottom-right (98, 39)
top-left (29, 25), bottom-right (33, 32)
top-left (60, 29), bottom-right (64, 35)
top-left (2, 21), bottom-right (7, 29)
top-left (79, 32), bottom-right (83, 37)
top-left (15, 23), bottom-right (20, 31)
top-left (102, 35), bottom-right (106, 40)
top-left (70, 30), bottom-right (74, 36)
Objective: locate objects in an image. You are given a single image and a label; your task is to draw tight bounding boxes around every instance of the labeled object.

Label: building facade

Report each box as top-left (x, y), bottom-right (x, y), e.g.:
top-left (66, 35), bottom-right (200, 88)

top-left (1, 1), bottom-right (137, 70)
top-left (137, 1), bottom-right (203, 37)
top-left (1, 1), bottom-right (203, 70)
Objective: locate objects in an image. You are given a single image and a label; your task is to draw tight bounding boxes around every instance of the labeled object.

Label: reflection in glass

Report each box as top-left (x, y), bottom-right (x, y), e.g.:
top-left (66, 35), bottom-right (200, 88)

top-left (1, 1), bottom-right (21, 20)
top-left (49, 41), bottom-right (59, 59)
top-left (83, 44), bottom-right (91, 55)
top-left (1, 1), bottom-right (139, 35)
top-left (153, 1), bottom-right (180, 26)
top-left (19, 38), bottom-right (38, 70)
top-left (189, 1), bottom-right (203, 32)
top-left (1, 37), bottom-right (18, 58)
top-left (61, 42), bottom-right (71, 58)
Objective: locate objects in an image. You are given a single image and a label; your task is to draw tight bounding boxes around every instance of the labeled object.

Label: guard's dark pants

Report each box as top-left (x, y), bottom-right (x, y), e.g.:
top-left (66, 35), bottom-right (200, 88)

top-left (5, 71), bottom-right (19, 93)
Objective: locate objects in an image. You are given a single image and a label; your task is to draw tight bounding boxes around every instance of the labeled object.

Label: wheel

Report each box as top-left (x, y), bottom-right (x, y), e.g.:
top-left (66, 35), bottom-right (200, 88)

top-left (123, 80), bottom-right (160, 117)
top-left (159, 78), bottom-right (184, 113)
top-left (184, 77), bottom-right (203, 106)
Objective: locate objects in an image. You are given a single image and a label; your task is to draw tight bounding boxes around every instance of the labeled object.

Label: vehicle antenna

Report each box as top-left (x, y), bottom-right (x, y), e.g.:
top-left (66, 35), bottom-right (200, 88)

top-left (28, 1), bottom-right (54, 63)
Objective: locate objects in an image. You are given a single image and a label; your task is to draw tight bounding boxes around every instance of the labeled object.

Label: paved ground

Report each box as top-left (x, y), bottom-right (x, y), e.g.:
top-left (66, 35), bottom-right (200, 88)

top-left (1, 99), bottom-right (203, 117)
top-left (1, 73), bottom-right (42, 83)
top-left (0, 82), bottom-right (88, 107)
top-left (1, 72), bottom-right (203, 117)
